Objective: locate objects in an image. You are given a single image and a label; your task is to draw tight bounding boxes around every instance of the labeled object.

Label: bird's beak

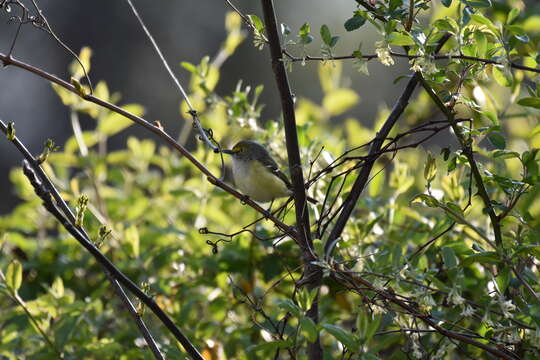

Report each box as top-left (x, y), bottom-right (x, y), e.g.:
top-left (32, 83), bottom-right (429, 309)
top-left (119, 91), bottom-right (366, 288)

top-left (221, 149), bottom-right (234, 155)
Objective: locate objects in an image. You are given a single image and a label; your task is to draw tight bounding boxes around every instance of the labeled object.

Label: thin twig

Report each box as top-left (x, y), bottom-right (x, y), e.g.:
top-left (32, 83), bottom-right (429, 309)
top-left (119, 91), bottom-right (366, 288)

top-left (283, 50), bottom-right (540, 74)
top-left (333, 270), bottom-right (519, 360)
top-left (123, 0), bottom-right (220, 154)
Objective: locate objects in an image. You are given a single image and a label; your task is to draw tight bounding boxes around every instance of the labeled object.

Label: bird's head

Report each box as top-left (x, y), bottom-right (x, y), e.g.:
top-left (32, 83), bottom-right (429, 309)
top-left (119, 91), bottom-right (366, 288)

top-left (222, 140), bottom-right (266, 161)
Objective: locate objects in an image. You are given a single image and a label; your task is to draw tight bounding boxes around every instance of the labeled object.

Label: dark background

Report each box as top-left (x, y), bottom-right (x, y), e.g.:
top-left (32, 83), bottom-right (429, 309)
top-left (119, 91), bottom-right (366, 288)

top-left (1, 0), bottom-right (535, 214)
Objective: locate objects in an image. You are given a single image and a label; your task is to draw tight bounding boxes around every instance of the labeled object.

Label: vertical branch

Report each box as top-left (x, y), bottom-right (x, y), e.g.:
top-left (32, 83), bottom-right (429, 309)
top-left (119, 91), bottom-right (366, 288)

top-left (259, 1), bottom-right (322, 359)
top-left (259, 0), bottom-right (312, 255)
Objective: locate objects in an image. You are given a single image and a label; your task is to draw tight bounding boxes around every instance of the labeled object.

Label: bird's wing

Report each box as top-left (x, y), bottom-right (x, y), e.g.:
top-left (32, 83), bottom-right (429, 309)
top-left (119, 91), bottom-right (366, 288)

top-left (259, 155), bottom-right (292, 189)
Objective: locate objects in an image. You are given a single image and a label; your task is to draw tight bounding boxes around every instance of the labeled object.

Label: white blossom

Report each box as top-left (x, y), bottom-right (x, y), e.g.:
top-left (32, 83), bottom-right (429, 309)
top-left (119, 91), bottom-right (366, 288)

top-left (460, 304), bottom-right (475, 317)
top-left (375, 41), bottom-right (395, 66)
top-left (447, 286), bottom-right (465, 305)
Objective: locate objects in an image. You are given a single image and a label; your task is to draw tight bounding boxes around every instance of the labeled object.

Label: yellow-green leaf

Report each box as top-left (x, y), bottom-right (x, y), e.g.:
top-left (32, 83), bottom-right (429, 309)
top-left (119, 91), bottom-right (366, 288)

top-left (125, 225), bottom-right (140, 258)
top-left (5, 261), bottom-right (22, 292)
top-left (322, 88), bottom-right (359, 116)
top-left (98, 104), bottom-right (145, 136)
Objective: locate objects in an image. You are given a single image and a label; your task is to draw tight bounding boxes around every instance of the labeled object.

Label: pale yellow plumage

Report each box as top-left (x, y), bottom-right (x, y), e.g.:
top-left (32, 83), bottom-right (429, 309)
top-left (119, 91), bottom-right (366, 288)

top-left (232, 155), bottom-right (290, 202)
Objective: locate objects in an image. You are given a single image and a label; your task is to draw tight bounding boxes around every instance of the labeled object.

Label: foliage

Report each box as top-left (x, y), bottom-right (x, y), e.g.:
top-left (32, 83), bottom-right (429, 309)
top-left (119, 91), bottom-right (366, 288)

top-left (1, 1), bottom-right (540, 359)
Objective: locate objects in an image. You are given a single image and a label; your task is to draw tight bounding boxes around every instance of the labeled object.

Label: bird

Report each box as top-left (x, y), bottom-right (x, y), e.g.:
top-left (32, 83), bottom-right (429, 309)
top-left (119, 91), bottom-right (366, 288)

top-left (222, 140), bottom-right (317, 204)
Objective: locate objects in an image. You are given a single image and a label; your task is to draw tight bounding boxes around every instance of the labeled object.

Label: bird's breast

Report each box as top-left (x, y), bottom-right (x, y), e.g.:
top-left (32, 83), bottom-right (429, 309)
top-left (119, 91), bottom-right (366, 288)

top-left (232, 159), bottom-right (290, 202)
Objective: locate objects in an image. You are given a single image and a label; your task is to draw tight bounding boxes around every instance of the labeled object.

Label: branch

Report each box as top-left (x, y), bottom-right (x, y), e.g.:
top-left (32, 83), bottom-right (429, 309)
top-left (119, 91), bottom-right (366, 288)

top-left (283, 51), bottom-right (540, 74)
top-left (0, 51), bottom-right (297, 242)
top-left (334, 270), bottom-right (520, 360)
top-left (260, 1), bottom-right (321, 359)
top-left (21, 160), bottom-right (204, 360)
top-left (0, 119), bottom-right (185, 360)
top-left (415, 74), bottom-right (503, 247)
top-left (323, 34), bottom-right (451, 257)
top-left (260, 0), bottom-right (312, 255)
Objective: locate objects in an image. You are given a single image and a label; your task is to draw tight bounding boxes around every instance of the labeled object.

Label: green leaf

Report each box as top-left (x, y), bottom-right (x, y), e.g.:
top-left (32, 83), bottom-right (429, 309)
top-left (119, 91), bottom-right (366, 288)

top-left (442, 246), bottom-right (458, 268)
top-left (180, 62), bottom-right (197, 74)
top-left (507, 9), bottom-right (520, 25)
top-left (488, 133), bottom-right (506, 150)
top-left (297, 287), bottom-right (318, 311)
top-left (299, 23), bottom-right (314, 44)
top-left (322, 88), bottom-right (359, 116)
top-left (512, 245), bottom-right (540, 259)
top-left (492, 65), bottom-right (512, 87)
top-left (320, 25), bottom-right (332, 45)
top-left (50, 277), bottom-right (64, 298)
top-left (247, 14), bottom-right (264, 32)
top-left (517, 97), bottom-right (540, 109)
top-left (411, 194), bottom-right (440, 207)
top-left (467, 0), bottom-right (492, 8)
top-left (424, 152), bottom-right (437, 184)
top-left (496, 267), bottom-right (511, 293)
top-left (434, 18), bottom-right (458, 33)
top-left (387, 32), bottom-right (415, 46)
top-left (277, 299), bottom-right (302, 317)
top-left (344, 15), bottom-right (366, 32)
top-left (470, 14), bottom-right (499, 36)
top-left (447, 155), bottom-right (457, 173)
top-left (441, 0), bottom-right (452, 7)
top-left (461, 252), bottom-right (500, 267)
top-left (98, 104), bottom-right (145, 136)
top-left (320, 323), bottom-right (358, 350)
top-left (5, 261), bottom-right (22, 292)
top-left (125, 225), bottom-right (140, 258)
top-left (493, 150), bottom-right (519, 159)
top-left (474, 31), bottom-right (487, 57)
top-left (300, 316), bottom-right (318, 343)
top-left (69, 46), bottom-right (92, 80)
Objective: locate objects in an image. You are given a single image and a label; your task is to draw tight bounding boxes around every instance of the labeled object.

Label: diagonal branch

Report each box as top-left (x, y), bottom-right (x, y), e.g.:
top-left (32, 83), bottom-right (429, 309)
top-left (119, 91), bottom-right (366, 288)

top-left (21, 160), bottom-right (204, 360)
top-left (323, 34), bottom-right (451, 257)
top-left (1, 119), bottom-right (183, 360)
top-left (0, 51), bottom-right (297, 242)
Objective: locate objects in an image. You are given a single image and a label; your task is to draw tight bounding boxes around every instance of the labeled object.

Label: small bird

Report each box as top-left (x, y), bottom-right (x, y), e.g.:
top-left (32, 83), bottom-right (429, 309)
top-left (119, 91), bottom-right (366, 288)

top-left (222, 140), bottom-right (317, 204)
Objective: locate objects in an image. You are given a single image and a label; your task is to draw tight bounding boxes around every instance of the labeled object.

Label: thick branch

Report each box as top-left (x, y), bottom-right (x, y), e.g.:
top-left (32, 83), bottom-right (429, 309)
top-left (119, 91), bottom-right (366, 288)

top-left (260, 0), bottom-right (312, 254)
top-left (323, 35), bottom-right (450, 257)
top-left (260, 1), bottom-right (321, 359)
top-left (1, 119), bottom-right (189, 360)
top-left (21, 160), bottom-right (204, 360)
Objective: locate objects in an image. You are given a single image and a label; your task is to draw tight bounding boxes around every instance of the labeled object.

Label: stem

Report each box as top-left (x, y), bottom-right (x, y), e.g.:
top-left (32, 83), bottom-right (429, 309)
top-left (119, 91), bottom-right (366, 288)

top-left (282, 51), bottom-right (540, 74)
